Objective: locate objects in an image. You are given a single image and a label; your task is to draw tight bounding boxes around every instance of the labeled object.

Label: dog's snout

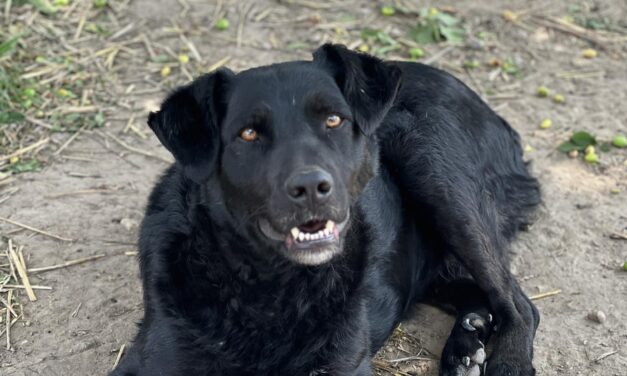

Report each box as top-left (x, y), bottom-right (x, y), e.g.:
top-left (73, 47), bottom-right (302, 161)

top-left (286, 168), bottom-right (334, 206)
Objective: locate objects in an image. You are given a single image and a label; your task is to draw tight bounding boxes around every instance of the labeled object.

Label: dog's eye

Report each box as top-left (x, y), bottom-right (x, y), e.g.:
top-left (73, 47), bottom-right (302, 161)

top-left (325, 114), bottom-right (343, 129)
top-left (239, 128), bottom-right (258, 142)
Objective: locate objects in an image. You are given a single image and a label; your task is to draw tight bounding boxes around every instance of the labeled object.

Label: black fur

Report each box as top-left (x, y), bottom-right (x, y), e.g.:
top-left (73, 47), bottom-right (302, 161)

top-left (111, 44), bottom-right (541, 376)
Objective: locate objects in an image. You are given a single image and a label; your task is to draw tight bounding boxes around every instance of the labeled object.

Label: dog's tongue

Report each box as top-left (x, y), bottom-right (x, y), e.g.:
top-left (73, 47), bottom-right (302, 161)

top-left (297, 220), bottom-right (326, 233)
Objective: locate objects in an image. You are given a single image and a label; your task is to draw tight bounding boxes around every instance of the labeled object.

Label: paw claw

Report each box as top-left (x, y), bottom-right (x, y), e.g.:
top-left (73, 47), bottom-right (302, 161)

top-left (462, 356), bottom-right (471, 367)
top-left (461, 313), bottom-right (487, 332)
top-left (462, 318), bottom-right (477, 332)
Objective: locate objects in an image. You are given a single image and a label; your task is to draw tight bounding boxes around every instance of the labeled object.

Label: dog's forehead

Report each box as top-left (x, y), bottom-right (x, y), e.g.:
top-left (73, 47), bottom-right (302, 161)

top-left (228, 62), bottom-right (340, 106)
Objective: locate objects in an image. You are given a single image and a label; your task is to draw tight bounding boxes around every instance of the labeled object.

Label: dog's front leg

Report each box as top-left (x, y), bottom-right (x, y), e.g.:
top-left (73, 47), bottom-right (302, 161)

top-left (442, 216), bottom-right (539, 376)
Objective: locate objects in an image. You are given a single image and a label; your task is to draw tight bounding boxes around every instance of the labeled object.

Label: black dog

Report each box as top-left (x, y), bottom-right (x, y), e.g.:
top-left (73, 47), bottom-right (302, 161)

top-left (111, 44), bottom-right (540, 376)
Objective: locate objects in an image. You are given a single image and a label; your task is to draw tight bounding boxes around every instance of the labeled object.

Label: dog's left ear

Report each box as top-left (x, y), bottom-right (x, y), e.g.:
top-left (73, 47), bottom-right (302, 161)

top-left (148, 69), bottom-right (233, 183)
top-left (313, 43), bottom-right (402, 135)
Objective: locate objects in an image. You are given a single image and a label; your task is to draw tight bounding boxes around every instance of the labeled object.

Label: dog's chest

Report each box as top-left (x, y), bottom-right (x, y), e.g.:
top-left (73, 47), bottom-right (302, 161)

top-left (180, 267), bottom-right (361, 373)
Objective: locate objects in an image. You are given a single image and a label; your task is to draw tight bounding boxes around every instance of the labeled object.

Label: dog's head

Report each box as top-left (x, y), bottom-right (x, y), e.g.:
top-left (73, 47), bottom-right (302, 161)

top-left (148, 44), bottom-right (401, 265)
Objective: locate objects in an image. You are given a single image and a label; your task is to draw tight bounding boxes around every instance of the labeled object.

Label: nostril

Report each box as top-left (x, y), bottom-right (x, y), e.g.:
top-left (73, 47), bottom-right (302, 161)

top-left (289, 186), bottom-right (306, 199)
top-left (317, 181), bottom-right (332, 195)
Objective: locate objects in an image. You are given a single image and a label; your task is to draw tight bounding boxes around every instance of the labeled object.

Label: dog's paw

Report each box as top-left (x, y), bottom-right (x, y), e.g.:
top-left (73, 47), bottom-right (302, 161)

top-left (440, 342), bottom-right (485, 376)
top-left (440, 313), bottom-right (490, 376)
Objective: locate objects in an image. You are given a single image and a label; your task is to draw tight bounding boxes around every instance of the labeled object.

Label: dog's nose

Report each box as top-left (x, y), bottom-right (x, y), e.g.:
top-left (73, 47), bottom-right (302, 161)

top-left (285, 169), bottom-right (334, 206)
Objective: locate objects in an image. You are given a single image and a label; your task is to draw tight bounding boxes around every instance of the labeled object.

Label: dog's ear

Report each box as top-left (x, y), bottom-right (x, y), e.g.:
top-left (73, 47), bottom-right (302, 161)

top-left (148, 69), bottom-right (233, 183)
top-left (313, 43), bottom-right (401, 136)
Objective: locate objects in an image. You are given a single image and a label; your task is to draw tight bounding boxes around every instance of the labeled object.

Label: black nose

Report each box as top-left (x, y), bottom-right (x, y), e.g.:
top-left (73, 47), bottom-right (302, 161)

top-left (285, 168), bottom-right (334, 206)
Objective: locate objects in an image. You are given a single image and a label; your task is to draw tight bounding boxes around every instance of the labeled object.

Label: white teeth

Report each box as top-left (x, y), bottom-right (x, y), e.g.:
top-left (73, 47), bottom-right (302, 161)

top-left (325, 220), bottom-right (334, 231)
top-left (292, 221), bottom-right (336, 243)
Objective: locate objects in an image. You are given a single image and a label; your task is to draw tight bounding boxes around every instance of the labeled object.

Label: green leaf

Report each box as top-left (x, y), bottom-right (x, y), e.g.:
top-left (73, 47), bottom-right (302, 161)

top-left (150, 54), bottom-right (170, 63)
top-left (0, 34), bottom-right (22, 56)
top-left (94, 111), bottom-right (105, 127)
top-left (558, 141), bottom-right (580, 153)
top-left (436, 12), bottom-right (460, 26)
top-left (440, 26), bottom-right (465, 44)
top-left (374, 44), bottom-right (401, 55)
top-left (9, 158), bottom-right (41, 174)
top-left (410, 23), bottom-right (438, 44)
top-left (418, 7), bottom-right (430, 18)
top-left (361, 29), bottom-right (396, 46)
top-left (28, 0), bottom-right (58, 15)
top-left (375, 31), bottom-right (396, 46)
top-left (571, 131), bottom-right (596, 147)
top-left (360, 28), bottom-right (381, 40)
top-left (502, 59), bottom-right (520, 74)
top-left (0, 111), bottom-right (25, 124)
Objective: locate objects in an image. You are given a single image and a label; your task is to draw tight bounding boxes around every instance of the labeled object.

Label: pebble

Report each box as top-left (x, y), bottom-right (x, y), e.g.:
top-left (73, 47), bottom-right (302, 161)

top-left (120, 218), bottom-right (138, 231)
top-left (587, 310), bottom-right (606, 324)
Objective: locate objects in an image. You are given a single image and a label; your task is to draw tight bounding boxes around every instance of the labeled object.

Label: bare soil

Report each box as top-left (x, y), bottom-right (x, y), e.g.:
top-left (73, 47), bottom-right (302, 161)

top-left (1, 1), bottom-right (626, 375)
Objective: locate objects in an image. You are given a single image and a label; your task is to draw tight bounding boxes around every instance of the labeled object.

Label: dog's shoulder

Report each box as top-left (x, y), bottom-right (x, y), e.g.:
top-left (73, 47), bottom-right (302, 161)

top-left (137, 165), bottom-right (196, 276)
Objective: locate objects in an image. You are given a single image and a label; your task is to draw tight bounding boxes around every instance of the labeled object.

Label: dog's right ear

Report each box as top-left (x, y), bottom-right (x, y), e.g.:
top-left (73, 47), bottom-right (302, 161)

top-left (148, 68), bottom-right (233, 183)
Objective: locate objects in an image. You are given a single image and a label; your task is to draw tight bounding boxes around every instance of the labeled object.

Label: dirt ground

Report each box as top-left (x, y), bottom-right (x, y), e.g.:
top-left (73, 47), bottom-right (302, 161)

top-left (1, 0), bottom-right (626, 375)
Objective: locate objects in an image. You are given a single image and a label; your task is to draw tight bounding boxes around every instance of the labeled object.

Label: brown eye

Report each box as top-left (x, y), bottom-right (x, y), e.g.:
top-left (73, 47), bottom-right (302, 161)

top-left (326, 114), bottom-right (343, 129)
top-left (240, 128), bottom-right (258, 142)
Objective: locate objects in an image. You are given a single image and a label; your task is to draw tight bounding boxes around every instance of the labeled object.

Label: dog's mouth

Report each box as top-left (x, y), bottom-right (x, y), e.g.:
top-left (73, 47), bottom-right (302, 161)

top-left (289, 219), bottom-right (337, 245)
top-left (258, 213), bottom-right (350, 265)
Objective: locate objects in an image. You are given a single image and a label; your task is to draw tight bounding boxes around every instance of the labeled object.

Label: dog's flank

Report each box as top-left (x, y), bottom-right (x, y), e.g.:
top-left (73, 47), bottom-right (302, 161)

top-left (111, 44), bottom-right (540, 376)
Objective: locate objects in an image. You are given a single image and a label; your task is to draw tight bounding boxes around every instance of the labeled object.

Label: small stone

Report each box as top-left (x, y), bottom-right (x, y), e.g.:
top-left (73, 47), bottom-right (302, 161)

top-left (120, 218), bottom-right (138, 231)
top-left (568, 150), bottom-right (578, 158)
top-left (587, 310), bottom-right (606, 324)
